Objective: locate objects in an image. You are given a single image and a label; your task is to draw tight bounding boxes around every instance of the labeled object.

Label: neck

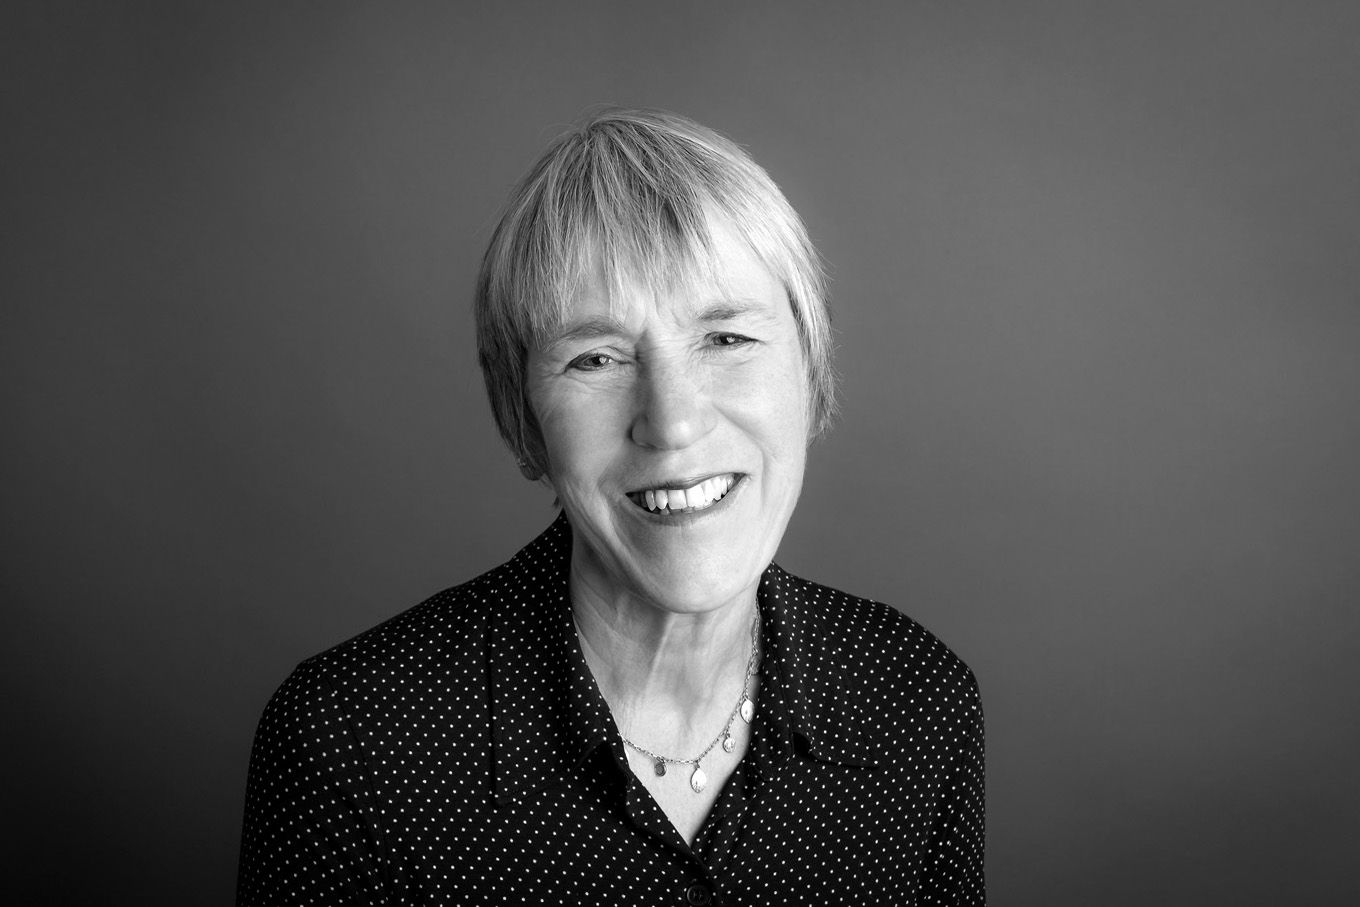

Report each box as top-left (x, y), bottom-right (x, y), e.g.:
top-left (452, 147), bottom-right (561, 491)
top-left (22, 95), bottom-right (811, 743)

top-left (569, 565), bottom-right (758, 743)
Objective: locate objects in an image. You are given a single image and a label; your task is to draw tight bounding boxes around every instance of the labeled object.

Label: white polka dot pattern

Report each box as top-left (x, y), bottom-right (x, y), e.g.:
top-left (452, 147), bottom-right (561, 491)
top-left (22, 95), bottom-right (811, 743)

top-left (237, 516), bottom-right (985, 904)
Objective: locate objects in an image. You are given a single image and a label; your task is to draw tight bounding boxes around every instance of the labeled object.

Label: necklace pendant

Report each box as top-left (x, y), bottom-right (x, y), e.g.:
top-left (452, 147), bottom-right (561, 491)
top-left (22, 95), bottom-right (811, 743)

top-left (690, 765), bottom-right (707, 793)
top-left (722, 732), bottom-right (736, 753)
top-left (740, 697), bottom-right (755, 724)
top-left (654, 759), bottom-right (667, 777)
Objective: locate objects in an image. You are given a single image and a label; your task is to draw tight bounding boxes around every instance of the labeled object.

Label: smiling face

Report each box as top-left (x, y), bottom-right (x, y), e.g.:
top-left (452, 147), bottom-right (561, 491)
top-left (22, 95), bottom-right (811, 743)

top-left (525, 219), bottom-right (810, 616)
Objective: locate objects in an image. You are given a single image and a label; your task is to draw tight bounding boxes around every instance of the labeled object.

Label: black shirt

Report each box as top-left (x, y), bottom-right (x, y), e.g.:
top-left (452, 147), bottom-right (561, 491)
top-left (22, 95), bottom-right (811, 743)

top-left (237, 516), bottom-right (985, 905)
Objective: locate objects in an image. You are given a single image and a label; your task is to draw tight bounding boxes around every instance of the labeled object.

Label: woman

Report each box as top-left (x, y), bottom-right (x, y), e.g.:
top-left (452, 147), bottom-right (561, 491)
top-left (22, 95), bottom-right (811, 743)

top-left (238, 108), bottom-right (984, 905)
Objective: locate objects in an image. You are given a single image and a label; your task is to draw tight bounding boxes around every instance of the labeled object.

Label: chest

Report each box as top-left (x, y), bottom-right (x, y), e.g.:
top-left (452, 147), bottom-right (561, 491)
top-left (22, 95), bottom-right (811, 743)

top-left (379, 755), bottom-right (937, 904)
top-left (622, 718), bottom-right (751, 844)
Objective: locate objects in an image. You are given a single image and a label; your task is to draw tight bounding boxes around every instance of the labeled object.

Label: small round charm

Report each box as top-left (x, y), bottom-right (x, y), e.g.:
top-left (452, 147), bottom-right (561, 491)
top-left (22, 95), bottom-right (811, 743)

top-left (690, 766), bottom-right (707, 793)
top-left (654, 759), bottom-right (667, 777)
top-left (722, 733), bottom-right (736, 753)
top-left (740, 697), bottom-right (755, 723)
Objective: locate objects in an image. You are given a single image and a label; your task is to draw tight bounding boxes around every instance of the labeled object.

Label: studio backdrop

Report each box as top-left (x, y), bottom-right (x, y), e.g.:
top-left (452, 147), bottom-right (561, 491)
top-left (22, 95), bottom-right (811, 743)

top-left (3, 1), bottom-right (1358, 904)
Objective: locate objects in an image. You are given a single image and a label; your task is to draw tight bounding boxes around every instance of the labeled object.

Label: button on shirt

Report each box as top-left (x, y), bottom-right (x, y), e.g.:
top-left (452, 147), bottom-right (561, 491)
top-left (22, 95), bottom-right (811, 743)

top-left (237, 516), bottom-right (985, 904)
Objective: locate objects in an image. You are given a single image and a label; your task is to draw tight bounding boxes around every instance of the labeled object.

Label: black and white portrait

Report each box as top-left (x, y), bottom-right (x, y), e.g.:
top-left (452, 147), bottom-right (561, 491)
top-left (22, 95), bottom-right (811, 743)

top-left (3, 2), bottom-right (1357, 904)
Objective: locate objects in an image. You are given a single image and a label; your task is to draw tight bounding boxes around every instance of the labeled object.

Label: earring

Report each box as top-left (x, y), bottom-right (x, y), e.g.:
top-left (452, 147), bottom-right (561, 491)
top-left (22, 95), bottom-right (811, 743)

top-left (517, 458), bottom-right (539, 481)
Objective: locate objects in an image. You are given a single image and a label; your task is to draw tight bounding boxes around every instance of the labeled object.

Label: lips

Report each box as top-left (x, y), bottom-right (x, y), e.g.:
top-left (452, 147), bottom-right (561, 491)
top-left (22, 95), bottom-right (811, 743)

top-left (626, 473), bottom-right (739, 514)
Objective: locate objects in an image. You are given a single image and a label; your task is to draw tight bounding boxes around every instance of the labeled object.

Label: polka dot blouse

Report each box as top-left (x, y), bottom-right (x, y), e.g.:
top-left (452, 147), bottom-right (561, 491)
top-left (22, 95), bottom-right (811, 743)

top-left (237, 516), bottom-right (985, 905)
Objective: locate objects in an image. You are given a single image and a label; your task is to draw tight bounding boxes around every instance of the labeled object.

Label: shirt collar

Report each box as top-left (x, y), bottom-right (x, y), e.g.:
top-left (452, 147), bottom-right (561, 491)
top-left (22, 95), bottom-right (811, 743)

top-left (489, 516), bottom-right (615, 805)
top-left (489, 516), bottom-right (878, 804)
top-left (755, 563), bottom-right (881, 768)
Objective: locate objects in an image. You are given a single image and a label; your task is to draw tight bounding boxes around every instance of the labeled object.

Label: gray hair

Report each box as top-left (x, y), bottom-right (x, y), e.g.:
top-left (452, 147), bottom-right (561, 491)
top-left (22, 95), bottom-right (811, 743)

top-left (475, 107), bottom-right (836, 479)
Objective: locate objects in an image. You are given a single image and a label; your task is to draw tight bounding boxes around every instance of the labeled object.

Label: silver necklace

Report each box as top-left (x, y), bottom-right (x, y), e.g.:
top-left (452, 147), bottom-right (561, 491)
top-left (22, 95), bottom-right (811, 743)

top-left (597, 612), bottom-right (760, 795)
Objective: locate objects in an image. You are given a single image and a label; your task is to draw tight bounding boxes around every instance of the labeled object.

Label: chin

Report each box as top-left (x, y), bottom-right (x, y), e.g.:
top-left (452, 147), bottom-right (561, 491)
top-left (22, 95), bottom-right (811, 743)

top-left (623, 547), bottom-right (763, 614)
top-left (635, 579), bottom-right (751, 615)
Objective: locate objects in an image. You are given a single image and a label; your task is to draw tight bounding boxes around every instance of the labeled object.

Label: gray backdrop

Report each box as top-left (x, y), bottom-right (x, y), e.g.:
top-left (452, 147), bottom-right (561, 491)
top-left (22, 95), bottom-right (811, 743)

top-left (4, 1), bottom-right (1357, 904)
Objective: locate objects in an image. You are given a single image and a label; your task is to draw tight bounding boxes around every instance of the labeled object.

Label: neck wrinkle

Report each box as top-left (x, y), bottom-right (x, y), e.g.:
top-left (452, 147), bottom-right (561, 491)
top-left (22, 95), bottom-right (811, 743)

top-left (569, 567), bottom-right (758, 744)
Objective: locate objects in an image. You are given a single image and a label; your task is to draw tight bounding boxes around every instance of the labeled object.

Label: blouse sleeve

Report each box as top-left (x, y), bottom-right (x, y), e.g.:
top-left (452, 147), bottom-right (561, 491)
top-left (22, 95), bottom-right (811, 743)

top-left (919, 672), bottom-right (986, 905)
top-left (236, 660), bottom-right (388, 906)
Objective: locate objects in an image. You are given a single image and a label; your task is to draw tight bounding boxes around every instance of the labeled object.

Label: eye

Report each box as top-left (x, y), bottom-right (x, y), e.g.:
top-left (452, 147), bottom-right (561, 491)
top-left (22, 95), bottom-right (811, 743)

top-left (710, 333), bottom-right (755, 348)
top-left (567, 352), bottom-right (615, 371)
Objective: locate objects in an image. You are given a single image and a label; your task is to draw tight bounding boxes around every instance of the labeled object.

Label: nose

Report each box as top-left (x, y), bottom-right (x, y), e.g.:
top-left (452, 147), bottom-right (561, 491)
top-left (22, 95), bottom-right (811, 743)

top-left (629, 357), bottom-right (716, 450)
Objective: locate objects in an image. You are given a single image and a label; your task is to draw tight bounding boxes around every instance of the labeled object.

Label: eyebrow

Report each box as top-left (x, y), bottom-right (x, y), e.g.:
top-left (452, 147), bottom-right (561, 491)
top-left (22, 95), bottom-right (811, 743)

top-left (544, 299), bottom-right (771, 348)
top-left (545, 317), bottom-right (628, 348)
top-left (698, 299), bottom-right (767, 323)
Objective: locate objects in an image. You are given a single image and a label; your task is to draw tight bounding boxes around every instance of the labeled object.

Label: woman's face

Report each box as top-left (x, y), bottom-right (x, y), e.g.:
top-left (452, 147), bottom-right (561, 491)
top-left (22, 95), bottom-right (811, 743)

top-left (526, 219), bottom-right (809, 615)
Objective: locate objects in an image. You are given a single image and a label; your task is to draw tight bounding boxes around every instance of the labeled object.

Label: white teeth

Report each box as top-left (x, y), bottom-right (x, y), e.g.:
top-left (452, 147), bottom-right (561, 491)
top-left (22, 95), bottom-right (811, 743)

top-left (635, 474), bottom-right (737, 513)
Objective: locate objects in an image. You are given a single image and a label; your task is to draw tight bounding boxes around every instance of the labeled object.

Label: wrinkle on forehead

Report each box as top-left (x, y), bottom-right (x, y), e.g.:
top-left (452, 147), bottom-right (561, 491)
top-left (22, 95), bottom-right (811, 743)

top-left (542, 298), bottom-right (780, 355)
top-left (528, 212), bottom-right (779, 348)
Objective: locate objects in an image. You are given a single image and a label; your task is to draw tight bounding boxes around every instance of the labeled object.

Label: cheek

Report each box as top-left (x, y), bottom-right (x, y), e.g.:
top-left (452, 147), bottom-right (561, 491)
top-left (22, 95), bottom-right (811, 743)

top-left (532, 391), bottom-right (618, 485)
top-left (758, 366), bottom-right (812, 445)
top-left (525, 384), bottom-right (572, 477)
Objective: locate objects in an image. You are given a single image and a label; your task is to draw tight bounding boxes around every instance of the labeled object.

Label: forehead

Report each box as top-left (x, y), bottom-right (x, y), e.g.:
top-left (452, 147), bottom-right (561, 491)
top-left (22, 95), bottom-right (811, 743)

top-left (551, 219), bottom-right (787, 339)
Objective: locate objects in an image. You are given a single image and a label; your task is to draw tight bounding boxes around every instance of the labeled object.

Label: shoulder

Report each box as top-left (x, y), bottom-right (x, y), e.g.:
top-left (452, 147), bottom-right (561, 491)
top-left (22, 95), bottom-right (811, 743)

top-left (256, 516), bottom-right (573, 735)
top-left (307, 571), bottom-right (497, 681)
top-left (767, 565), bottom-right (978, 695)
top-left (763, 565), bottom-right (982, 762)
top-left (263, 516), bottom-right (573, 720)
top-left (264, 546), bottom-right (532, 720)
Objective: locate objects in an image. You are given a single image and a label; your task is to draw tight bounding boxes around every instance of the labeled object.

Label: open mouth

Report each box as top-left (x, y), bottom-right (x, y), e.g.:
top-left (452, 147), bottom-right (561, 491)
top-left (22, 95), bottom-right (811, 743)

top-left (626, 474), bottom-right (739, 515)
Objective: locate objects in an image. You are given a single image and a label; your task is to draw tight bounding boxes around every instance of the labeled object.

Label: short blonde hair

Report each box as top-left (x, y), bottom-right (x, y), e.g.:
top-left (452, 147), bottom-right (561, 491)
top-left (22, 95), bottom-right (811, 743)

top-left (475, 107), bottom-right (835, 478)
